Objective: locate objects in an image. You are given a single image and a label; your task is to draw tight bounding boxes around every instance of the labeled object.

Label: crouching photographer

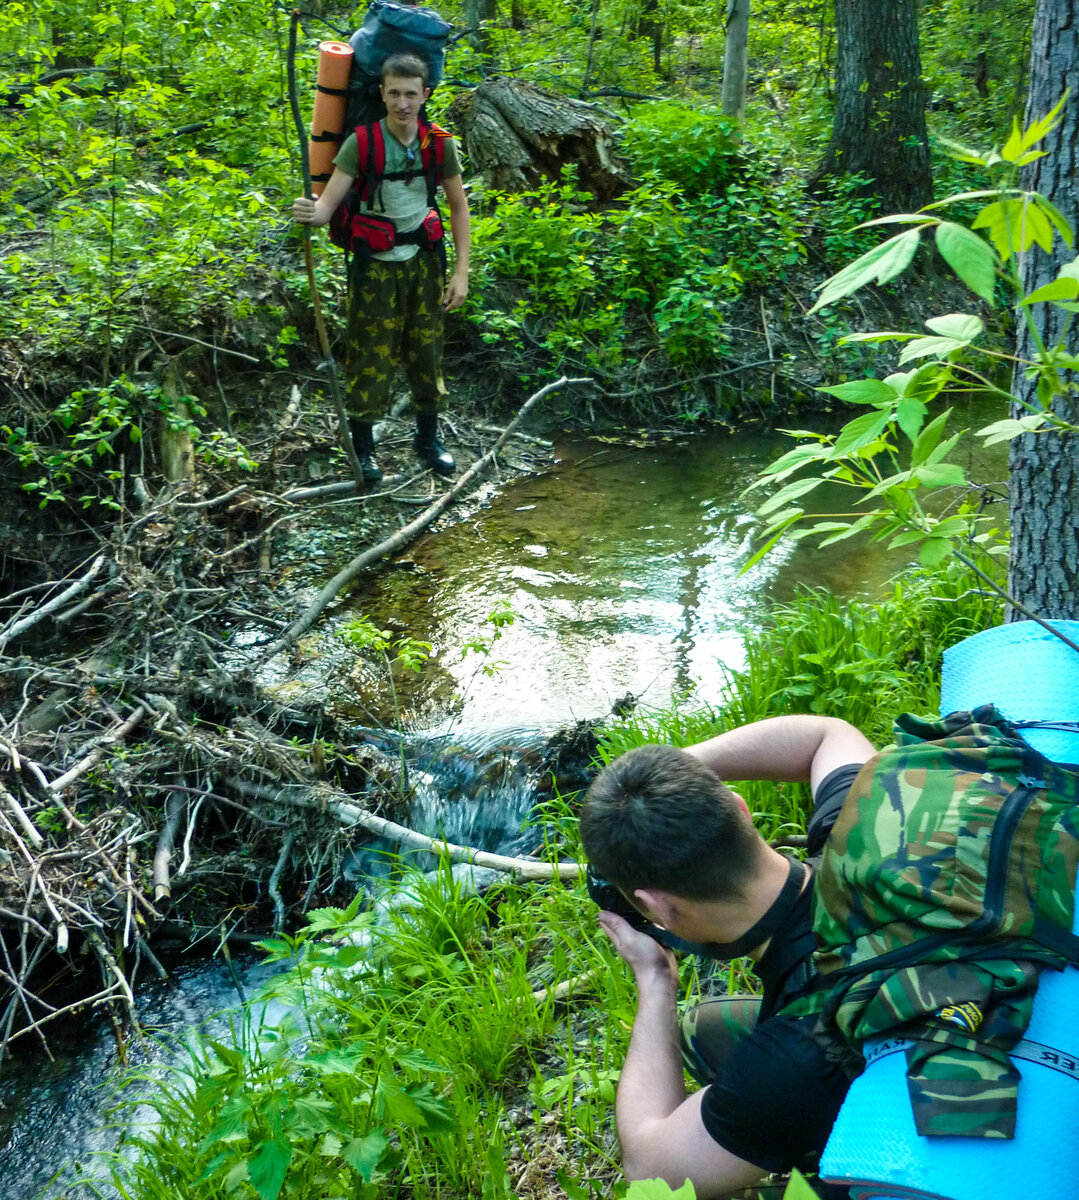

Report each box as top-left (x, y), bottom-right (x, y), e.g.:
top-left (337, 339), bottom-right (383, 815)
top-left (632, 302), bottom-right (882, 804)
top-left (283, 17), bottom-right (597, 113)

top-left (580, 715), bottom-right (874, 1199)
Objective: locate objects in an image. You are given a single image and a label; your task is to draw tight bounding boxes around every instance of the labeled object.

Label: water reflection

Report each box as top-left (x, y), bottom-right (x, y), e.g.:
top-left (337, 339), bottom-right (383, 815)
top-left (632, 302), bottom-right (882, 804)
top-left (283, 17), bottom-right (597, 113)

top-left (357, 431), bottom-right (915, 734)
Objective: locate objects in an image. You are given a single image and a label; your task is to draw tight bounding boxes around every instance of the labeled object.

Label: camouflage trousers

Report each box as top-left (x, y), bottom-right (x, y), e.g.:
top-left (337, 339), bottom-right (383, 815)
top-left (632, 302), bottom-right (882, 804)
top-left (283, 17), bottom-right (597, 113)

top-left (680, 994), bottom-right (762, 1085)
top-left (345, 249), bottom-right (447, 422)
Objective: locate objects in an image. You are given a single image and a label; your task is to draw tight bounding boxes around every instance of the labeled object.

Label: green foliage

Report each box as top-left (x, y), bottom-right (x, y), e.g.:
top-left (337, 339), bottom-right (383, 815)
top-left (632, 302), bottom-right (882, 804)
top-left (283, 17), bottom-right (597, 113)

top-left (83, 854), bottom-right (636, 1199)
top-left (619, 103), bottom-right (741, 196)
top-left (5, 375), bottom-right (256, 509)
top-left (751, 100), bottom-right (1078, 579)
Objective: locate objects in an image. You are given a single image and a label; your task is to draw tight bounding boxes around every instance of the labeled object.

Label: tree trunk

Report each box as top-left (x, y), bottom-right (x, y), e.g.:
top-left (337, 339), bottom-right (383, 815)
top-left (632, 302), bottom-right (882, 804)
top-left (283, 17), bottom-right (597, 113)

top-left (636, 0), bottom-right (663, 74)
top-left (462, 0), bottom-right (497, 62)
top-left (721, 0), bottom-right (750, 123)
top-left (810, 0), bottom-right (931, 212)
top-left (1007, 1), bottom-right (1079, 620)
top-left (445, 80), bottom-right (630, 201)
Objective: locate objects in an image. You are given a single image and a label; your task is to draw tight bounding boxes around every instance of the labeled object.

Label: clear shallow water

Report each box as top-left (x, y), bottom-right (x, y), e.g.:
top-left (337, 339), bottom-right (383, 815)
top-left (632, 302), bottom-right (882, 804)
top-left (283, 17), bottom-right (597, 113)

top-left (356, 429), bottom-right (944, 735)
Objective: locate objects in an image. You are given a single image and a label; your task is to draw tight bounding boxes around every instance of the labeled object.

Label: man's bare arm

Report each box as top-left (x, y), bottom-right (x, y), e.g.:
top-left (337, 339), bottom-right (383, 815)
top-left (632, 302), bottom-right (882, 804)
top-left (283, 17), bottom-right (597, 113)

top-left (600, 912), bottom-right (770, 1198)
top-left (292, 167), bottom-right (354, 228)
top-left (686, 715), bottom-right (875, 794)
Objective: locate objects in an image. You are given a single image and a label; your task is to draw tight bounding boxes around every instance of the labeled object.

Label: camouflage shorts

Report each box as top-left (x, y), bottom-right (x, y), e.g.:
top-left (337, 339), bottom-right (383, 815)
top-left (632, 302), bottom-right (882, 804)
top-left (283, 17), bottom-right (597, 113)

top-left (345, 249), bottom-right (447, 422)
top-left (680, 994), bottom-right (762, 1085)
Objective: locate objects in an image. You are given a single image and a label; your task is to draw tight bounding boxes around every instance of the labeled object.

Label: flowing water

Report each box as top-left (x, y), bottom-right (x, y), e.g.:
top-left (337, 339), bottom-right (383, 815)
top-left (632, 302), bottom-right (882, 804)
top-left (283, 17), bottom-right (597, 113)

top-left (0, 418), bottom-right (1007, 1197)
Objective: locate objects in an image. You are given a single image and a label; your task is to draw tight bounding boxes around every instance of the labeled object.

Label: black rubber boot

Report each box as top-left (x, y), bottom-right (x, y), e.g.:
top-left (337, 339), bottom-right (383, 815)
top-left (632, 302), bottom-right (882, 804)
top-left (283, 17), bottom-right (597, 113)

top-left (348, 419), bottom-right (382, 485)
top-left (413, 413), bottom-right (455, 476)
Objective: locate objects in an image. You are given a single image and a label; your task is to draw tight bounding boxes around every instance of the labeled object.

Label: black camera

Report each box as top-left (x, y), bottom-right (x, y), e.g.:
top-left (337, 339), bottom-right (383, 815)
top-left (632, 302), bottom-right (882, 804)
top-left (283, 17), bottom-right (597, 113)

top-left (585, 866), bottom-right (650, 932)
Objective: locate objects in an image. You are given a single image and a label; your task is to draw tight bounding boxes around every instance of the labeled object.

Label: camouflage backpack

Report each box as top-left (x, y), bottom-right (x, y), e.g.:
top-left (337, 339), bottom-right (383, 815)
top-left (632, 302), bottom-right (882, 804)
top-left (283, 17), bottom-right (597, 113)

top-left (786, 705), bottom-right (1079, 1138)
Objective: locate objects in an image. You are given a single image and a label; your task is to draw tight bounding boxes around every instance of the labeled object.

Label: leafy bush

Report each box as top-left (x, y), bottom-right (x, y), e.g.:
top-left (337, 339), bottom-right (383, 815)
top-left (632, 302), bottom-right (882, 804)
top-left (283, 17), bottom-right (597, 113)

top-left (619, 103), bottom-right (742, 195)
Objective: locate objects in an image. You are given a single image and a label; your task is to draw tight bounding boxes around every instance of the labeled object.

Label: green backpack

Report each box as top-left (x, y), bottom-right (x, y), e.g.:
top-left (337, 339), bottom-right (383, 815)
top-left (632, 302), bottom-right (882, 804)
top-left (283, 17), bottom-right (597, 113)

top-left (789, 705), bottom-right (1079, 1138)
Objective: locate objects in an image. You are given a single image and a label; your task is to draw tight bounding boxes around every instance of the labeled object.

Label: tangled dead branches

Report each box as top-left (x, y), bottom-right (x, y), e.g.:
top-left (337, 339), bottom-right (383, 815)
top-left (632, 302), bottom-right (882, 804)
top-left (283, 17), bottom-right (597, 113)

top-left (0, 380), bottom-right (579, 1068)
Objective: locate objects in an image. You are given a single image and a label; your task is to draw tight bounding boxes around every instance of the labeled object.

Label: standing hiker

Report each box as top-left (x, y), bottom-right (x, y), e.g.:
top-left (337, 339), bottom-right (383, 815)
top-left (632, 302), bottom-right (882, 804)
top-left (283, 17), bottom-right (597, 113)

top-left (293, 52), bottom-right (470, 484)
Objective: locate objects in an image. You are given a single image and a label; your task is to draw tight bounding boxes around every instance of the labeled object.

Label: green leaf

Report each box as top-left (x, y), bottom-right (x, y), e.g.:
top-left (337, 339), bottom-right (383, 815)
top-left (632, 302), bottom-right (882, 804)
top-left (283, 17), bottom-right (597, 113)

top-left (829, 410), bottom-right (892, 457)
top-left (919, 537), bottom-right (953, 567)
top-left (976, 414), bottom-right (1049, 445)
top-left (888, 528), bottom-right (930, 549)
top-left (895, 397), bottom-right (928, 444)
top-left (752, 442), bottom-right (830, 485)
top-left (626, 1179), bottom-right (697, 1200)
top-left (247, 1138), bottom-right (291, 1200)
top-left (1019, 277), bottom-right (1079, 306)
top-left (784, 1168), bottom-right (823, 1200)
top-left (839, 331), bottom-right (917, 345)
top-left (809, 228), bottom-right (923, 314)
top-left (756, 477), bottom-right (825, 517)
top-left (912, 463), bottom-right (966, 488)
top-left (910, 408), bottom-right (954, 466)
top-left (898, 336), bottom-right (966, 363)
top-left (342, 1131), bottom-right (390, 1182)
top-left (816, 378), bottom-right (898, 405)
top-left (925, 313), bottom-right (984, 341)
top-left (934, 222), bottom-right (998, 303)
top-left (816, 513), bottom-right (881, 546)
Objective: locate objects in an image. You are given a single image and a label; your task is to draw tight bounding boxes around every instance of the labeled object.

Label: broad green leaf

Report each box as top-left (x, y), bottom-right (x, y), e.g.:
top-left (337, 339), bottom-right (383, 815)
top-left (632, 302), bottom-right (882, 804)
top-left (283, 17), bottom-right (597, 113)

top-left (342, 1131), bottom-right (389, 1182)
top-left (919, 537), bottom-right (954, 567)
top-left (829, 410), bottom-right (893, 457)
top-left (972, 197), bottom-right (1053, 259)
top-left (888, 528), bottom-right (930, 549)
top-left (756, 476), bottom-right (825, 517)
top-left (859, 213), bottom-right (938, 228)
top-left (894, 397), bottom-right (928, 444)
top-left (816, 378), bottom-right (898, 405)
top-left (809, 228), bottom-right (923, 314)
top-left (910, 408), bottom-right (953, 465)
top-left (1058, 255), bottom-right (1079, 281)
top-left (626, 1178), bottom-right (697, 1200)
top-left (816, 512), bottom-right (881, 546)
top-left (247, 1138), bottom-right (291, 1200)
top-left (741, 523), bottom-right (802, 573)
top-left (925, 313), bottom-right (984, 341)
top-left (898, 336), bottom-right (966, 363)
top-left (925, 188), bottom-right (1022, 210)
top-left (934, 134), bottom-right (990, 166)
top-left (976, 414), bottom-right (1049, 445)
top-left (934, 222), bottom-right (998, 303)
top-left (926, 430), bottom-right (962, 466)
top-left (1019, 277), bottom-right (1079, 306)
top-left (912, 463), bottom-right (966, 487)
top-left (1032, 194), bottom-right (1074, 247)
top-left (1015, 93), bottom-right (1070, 156)
top-left (752, 442), bottom-right (830, 485)
top-left (839, 331), bottom-right (916, 345)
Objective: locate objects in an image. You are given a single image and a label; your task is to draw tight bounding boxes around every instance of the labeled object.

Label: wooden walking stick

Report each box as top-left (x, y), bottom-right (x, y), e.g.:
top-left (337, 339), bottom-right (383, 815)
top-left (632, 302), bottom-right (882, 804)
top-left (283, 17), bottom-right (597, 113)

top-left (286, 9), bottom-right (367, 491)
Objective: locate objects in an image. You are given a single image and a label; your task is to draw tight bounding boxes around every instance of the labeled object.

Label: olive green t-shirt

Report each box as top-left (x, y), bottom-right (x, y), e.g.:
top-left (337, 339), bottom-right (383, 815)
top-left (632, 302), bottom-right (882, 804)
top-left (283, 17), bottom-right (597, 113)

top-left (334, 121), bottom-right (462, 263)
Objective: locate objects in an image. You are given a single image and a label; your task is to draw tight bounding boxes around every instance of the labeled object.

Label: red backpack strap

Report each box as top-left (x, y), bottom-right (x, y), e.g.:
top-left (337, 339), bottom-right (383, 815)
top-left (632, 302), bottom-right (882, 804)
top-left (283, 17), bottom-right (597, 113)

top-left (354, 122), bottom-right (388, 208)
top-left (418, 120), bottom-right (449, 208)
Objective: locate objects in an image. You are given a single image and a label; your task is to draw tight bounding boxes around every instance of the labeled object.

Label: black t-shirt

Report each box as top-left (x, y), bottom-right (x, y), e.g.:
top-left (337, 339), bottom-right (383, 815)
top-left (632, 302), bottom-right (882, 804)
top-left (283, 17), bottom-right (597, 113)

top-left (698, 763), bottom-right (863, 1175)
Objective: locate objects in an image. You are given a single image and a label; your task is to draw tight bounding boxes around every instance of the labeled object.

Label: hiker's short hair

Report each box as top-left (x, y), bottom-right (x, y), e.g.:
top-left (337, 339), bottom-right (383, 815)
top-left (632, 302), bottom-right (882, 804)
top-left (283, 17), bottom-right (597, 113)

top-left (381, 53), bottom-right (429, 86)
top-left (580, 743), bottom-right (762, 902)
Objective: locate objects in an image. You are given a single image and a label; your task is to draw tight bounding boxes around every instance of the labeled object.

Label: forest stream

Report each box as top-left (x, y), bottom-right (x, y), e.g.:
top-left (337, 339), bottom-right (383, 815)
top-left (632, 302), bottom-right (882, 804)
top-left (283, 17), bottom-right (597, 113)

top-left (0, 418), bottom-right (1005, 1199)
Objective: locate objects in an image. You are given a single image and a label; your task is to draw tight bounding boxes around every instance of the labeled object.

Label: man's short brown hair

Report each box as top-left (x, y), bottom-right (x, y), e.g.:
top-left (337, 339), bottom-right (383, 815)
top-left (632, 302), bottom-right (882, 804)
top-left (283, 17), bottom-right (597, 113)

top-left (381, 53), bottom-right (429, 86)
top-left (580, 743), bottom-right (763, 902)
